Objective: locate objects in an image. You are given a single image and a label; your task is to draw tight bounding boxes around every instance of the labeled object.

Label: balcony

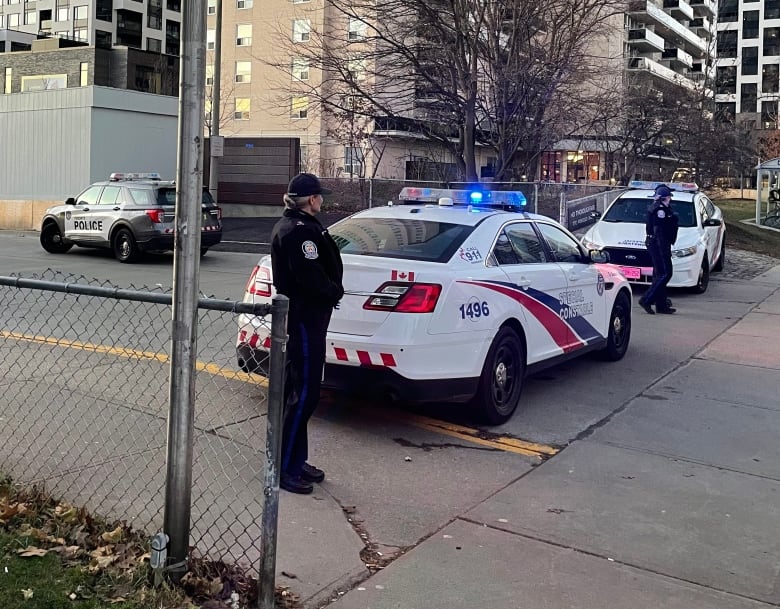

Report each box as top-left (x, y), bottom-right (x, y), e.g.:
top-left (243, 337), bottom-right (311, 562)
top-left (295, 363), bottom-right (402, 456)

top-left (689, 0), bottom-right (716, 18)
top-left (689, 16), bottom-right (711, 38)
top-left (627, 28), bottom-right (665, 52)
top-left (661, 47), bottom-right (693, 69)
top-left (663, 0), bottom-right (694, 21)
top-left (114, 0), bottom-right (143, 9)
top-left (627, 56), bottom-right (697, 90)
top-left (627, 0), bottom-right (706, 57)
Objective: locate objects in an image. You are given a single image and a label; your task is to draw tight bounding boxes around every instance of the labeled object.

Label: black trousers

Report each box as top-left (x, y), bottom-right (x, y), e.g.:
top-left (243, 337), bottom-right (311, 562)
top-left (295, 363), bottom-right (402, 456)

top-left (644, 240), bottom-right (673, 308)
top-left (281, 307), bottom-right (331, 478)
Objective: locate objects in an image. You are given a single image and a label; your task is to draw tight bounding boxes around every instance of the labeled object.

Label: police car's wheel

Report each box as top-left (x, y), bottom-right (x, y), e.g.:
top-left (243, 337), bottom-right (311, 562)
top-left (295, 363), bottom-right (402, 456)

top-left (692, 260), bottom-right (710, 294)
top-left (40, 223), bottom-right (72, 254)
top-left (112, 228), bottom-right (140, 263)
top-left (473, 326), bottom-right (526, 425)
top-left (713, 237), bottom-right (725, 272)
top-left (600, 292), bottom-right (631, 361)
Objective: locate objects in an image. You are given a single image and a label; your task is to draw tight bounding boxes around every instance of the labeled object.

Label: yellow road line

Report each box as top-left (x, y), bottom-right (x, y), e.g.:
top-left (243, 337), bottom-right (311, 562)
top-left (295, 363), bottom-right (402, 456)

top-left (1, 330), bottom-right (557, 457)
top-left (397, 412), bottom-right (559, 458)
top-left (0, 330), bottom-right (267, 386)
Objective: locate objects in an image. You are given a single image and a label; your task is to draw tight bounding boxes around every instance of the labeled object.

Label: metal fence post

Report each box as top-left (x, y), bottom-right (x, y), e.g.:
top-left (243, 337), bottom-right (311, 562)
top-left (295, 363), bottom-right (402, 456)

top-left (533, 182), bottom-right (538, 214)
top-left (164, 0), bottom-right (207, 583)
top-left (559, 192), bottom-right (567, 228)
top-left (258, 294), bottom-right (289, 609)
top-left (368, 177), bottom-right (373, 209)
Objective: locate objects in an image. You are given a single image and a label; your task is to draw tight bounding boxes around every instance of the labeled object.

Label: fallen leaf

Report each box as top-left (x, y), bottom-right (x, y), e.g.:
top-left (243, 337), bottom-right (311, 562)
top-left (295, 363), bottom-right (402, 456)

top-left (16, 547), bottom-right (48, 558)
top-left (21, 589), bottom-right (34, 600)
top-left (100, 526), bottom-right (123, 544)
top-left (54, 505), bottom-right (78, 522)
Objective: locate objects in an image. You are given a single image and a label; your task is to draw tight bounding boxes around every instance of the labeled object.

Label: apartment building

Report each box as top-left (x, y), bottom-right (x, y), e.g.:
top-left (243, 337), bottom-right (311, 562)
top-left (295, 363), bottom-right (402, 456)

top-left (209, 1), bottom-right (715, 182)
top-left (716, 0), bottom-right (780, 129)
top-left (0, 0), bottom-right (181, 55)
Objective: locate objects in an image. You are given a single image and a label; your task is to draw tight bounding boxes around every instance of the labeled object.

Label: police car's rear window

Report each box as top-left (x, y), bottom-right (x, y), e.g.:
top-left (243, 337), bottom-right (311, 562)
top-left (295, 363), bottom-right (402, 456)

top-left (330, 217), bottom-right (474, 263)
top-left (156, 188), bottom-right (216, 206)
top-left (603, 197), bottom-right (696, 227)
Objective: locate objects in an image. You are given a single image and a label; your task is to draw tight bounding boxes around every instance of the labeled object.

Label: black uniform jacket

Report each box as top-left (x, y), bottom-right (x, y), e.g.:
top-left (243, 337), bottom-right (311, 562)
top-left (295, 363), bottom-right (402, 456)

top-left (645, 201), bottom-right (679, 249)
top-left (271, 208), bottom-right (344, 312)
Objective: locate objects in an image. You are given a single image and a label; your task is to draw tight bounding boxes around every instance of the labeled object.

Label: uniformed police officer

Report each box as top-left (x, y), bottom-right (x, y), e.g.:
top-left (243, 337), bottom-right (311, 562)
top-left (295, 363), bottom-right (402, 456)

top-left (639, 184), bottom-right (678, 315)
top-left (271, 173), bottom-right (344, 494)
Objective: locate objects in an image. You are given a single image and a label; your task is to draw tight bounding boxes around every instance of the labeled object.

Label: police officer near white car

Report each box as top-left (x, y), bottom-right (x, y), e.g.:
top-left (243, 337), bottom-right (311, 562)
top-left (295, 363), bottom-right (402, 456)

top-left (271, 173), bottom-right (344, 494)
top-left (639, 184), bottom-right (679, 315)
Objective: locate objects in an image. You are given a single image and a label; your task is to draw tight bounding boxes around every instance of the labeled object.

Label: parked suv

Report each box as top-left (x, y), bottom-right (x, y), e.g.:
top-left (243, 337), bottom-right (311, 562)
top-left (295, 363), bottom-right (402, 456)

top-left (39, 172), bottom-right (223, 263)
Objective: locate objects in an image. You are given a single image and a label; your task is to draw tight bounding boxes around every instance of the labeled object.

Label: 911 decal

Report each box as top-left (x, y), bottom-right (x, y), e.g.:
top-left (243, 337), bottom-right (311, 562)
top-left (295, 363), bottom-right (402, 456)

top-left (459, 298), bottom-right (490, 321)
top-left (458, 246), bottom-right (483, 263)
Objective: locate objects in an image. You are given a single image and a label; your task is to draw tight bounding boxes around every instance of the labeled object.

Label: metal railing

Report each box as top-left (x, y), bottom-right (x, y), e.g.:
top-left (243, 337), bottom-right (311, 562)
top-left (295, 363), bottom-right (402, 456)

top-left (0, 270), bottom-right (287, 597)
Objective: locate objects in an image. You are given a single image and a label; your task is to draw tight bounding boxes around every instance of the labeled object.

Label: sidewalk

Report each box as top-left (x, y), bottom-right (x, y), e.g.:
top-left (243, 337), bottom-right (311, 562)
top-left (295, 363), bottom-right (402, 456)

top-left (284, 264), bottom-right (780, 609)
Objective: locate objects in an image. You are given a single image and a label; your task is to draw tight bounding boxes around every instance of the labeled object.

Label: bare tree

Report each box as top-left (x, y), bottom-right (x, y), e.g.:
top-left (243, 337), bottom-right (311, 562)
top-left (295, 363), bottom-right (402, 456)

top-left (264, 0), bottom-right (626, 182)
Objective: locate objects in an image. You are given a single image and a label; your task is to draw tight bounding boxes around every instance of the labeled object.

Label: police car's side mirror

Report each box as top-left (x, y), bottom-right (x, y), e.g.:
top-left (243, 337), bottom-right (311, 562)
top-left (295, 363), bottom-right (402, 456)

top-left (65, 197), bottom-right (76, 205)
top-left (703, 218), bottom-right (722, 227)
top-left (590, 211), bottom-right (602, 220)
top-left (589, 250), bottom-right (609, 264)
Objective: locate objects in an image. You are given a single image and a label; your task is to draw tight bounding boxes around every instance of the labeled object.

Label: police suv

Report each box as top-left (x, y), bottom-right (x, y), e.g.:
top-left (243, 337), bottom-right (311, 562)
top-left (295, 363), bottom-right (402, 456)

top-left (39, 172), bottom-right (223, 263)
top-left (236, 187), bottom-right (632, 425)
top-left (580, 181), bottom-right (725, 293)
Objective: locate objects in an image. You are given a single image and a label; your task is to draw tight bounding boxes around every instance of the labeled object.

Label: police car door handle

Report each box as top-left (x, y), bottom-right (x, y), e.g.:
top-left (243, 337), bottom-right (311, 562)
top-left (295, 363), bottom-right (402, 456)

top-left (113, 206), bottom-right (121, 211)
top-left (567, 274), bottom-right (580, 282)
top-left (517, 278), bottom-right (531, 287)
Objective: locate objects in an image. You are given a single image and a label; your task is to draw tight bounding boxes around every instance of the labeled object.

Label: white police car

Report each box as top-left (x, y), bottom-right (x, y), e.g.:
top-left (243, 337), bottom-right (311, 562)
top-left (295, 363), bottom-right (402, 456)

top-left (237, 188), bottom-right (632, 424)
top-left (580, 181), bottom-right (725, 293)
top-left (39, 172), bottom-right (223, 263)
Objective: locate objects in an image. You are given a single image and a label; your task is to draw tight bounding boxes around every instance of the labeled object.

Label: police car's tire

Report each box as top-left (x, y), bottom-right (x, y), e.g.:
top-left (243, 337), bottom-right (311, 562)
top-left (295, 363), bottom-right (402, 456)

top-left (40, 222), bottom-right (72, 254)
top-left (473, 326), bottom-right (526, 425)
top-left (600, 292), bottom-right (631, 361)
top-left (112, 228), bottom-right (140, 263)
top-left (691, 260), bottom-right (710, 294)
top-left (713, 237), bottom-right (725, 272)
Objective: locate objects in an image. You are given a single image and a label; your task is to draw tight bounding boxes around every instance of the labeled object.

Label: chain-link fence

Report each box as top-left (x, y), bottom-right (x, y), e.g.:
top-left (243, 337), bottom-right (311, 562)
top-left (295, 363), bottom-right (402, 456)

top-left (317, 176), bottom-right (621, 221)
top-left (0, 270), bottom-right (279, 575)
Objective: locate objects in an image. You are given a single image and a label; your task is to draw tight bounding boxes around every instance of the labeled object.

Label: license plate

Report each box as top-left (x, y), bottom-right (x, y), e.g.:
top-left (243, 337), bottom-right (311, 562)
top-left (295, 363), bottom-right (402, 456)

top-left (619, 266), bottom-right (641, 280)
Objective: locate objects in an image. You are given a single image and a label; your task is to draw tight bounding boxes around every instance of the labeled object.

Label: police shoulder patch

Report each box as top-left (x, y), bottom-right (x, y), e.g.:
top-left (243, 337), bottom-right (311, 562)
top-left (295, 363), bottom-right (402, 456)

top-left (656, 209), bottom-right (666, 218)
top-left (302, 240), bottom-right (319, 259)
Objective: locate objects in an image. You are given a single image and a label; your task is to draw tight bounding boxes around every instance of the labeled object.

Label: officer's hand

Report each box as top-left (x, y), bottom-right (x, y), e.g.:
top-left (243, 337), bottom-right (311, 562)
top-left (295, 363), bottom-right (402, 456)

top-left (334, 301), bottom-right (341, 310)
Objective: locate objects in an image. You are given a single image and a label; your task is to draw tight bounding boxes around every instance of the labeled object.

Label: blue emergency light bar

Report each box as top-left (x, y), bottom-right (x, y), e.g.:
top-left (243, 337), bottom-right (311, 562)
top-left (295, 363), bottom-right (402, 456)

top-left (398, 187), bottom-right (527, 210)
top-left (628, 180), bottom-right (698, 192)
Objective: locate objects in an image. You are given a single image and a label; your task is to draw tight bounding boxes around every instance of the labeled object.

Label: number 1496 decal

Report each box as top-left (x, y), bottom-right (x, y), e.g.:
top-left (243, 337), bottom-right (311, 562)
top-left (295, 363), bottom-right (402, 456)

top-left (459, 300), bottom-right (490, 320)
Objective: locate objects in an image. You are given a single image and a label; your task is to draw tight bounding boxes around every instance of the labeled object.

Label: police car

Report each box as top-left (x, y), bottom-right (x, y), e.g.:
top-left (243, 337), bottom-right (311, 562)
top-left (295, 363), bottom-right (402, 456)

top-left (39, 172), bottom-right (223, 263)
top-left (580, 181), bottom-right (725, 293)
top-left (236, 188), bottom-right (632, 424)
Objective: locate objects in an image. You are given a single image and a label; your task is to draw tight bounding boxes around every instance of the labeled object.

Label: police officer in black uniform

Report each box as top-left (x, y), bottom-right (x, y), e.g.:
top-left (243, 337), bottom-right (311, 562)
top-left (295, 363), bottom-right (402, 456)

top-left (271, 173), bottom-right (344, 494)
top-left (639, 184), bottom-right (678, 315)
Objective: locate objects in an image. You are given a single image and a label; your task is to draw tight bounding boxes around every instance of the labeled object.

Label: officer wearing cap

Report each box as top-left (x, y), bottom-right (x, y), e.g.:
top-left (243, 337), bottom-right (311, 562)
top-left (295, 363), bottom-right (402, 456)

top-left (639, 184), bottom-right (678, 314)
top-left (271, 173), bottom-right (344, 494)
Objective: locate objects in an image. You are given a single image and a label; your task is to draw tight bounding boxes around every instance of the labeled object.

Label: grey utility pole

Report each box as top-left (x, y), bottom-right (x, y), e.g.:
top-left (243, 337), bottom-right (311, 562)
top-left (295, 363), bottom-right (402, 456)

top-left (208, 0), bottom-right (222, 201)
top-left (163, 0), bottom-right (207, 582)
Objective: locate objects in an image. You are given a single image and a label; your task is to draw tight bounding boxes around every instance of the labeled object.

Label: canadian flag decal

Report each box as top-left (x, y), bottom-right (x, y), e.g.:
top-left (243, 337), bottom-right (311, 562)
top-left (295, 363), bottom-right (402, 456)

top-left (391, 270), bottom-right (415, 281)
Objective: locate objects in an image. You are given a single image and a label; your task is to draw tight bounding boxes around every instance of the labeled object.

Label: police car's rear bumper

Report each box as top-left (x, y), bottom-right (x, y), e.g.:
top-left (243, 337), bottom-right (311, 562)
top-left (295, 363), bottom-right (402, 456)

top-left (323, 363), bottom-right (479, 404)
top-left (138, 230), bottom-right (223, 252)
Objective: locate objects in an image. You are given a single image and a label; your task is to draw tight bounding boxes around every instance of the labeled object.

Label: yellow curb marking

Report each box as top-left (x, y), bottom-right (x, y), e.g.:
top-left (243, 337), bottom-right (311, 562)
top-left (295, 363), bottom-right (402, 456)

top-left (1, 330), bottom-right (557, 457)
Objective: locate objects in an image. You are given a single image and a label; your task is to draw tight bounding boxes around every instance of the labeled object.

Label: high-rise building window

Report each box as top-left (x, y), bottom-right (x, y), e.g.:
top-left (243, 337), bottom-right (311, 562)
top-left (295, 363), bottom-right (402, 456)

top-left (742, 47), bottom-right (758, 76)
top-left (80, 62), bottom-right (89, 86)
top-left (234, 97), bottom-right (250, 120)
top-left (763, 64), bottom-right (779, 94)
top-left (147, 37), bottom-right (161, 53)
top-left (767, 0), bottom-right (780, 20)
top-left (742, 11), bottom-right (759, 39)
top-left (293, 19), bottom-right (310, 42)
top-left (718, 0), bottom-right (738, 22)
top-left (344, 146), bottom-right (364, 176)
top-left (741, 83), bottom-right (757, 113)
top-left (717, 30), bottom-right (737, 58)
top-left (74, 5), bottom-right (88, 20)
top-left (348, 17), bottom-right (367, 41)
top-left (24, 9), bottom-right (36, 24)
top-left (167, 0), bottom-right (181, 11)
top-left (96, 0), bottom-right (112, 22)
top-left (206, 64), bottom-right (214, 85)
top-left (235, 61), bottom-right (251, 83)
top-left (291, 96), bottom-right (308, 118)
top-left (237, 0), bottom-right (253, 8)
top-left (57, 7), bottom-right (68, 21)
top-left (715, 102), bottom-right (736, 124)
top-left (716, 66), bottom-right (737, 95)
top-left (292, 57), bottom-right (310, 81)
top-left (208, 0), bottom-right (216, 14)
top-left (762, 100), bottom-right (778, 129)
top-left (765, 28), bottom-right (780, 56)
top-left (7, 13), bottom-right (20, 27)
top-left (4, 68), bottom-right (12, 95)
top-left (236, 24), bottom-right (252, 46)
top-left (96, 30), bottom-right (112, 48)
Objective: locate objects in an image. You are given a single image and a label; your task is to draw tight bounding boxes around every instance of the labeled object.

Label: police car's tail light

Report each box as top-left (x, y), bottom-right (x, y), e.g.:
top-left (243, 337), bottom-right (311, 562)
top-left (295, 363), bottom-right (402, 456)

top-left (246, 265), bottom-right (272, 297)
top-left (363, 282), bottom-right (441, 313)
top-left (145, 209), bottom-right (166, 223)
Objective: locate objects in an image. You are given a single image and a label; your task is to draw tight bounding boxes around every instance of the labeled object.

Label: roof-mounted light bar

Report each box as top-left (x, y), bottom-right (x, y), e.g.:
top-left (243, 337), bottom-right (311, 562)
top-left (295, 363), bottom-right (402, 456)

top-left (109, 172), bottom-right (162, 182)
top-left (628, 180), bottom-right (698, 193)
top-left (398, 187), bottom-right (527, 209)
